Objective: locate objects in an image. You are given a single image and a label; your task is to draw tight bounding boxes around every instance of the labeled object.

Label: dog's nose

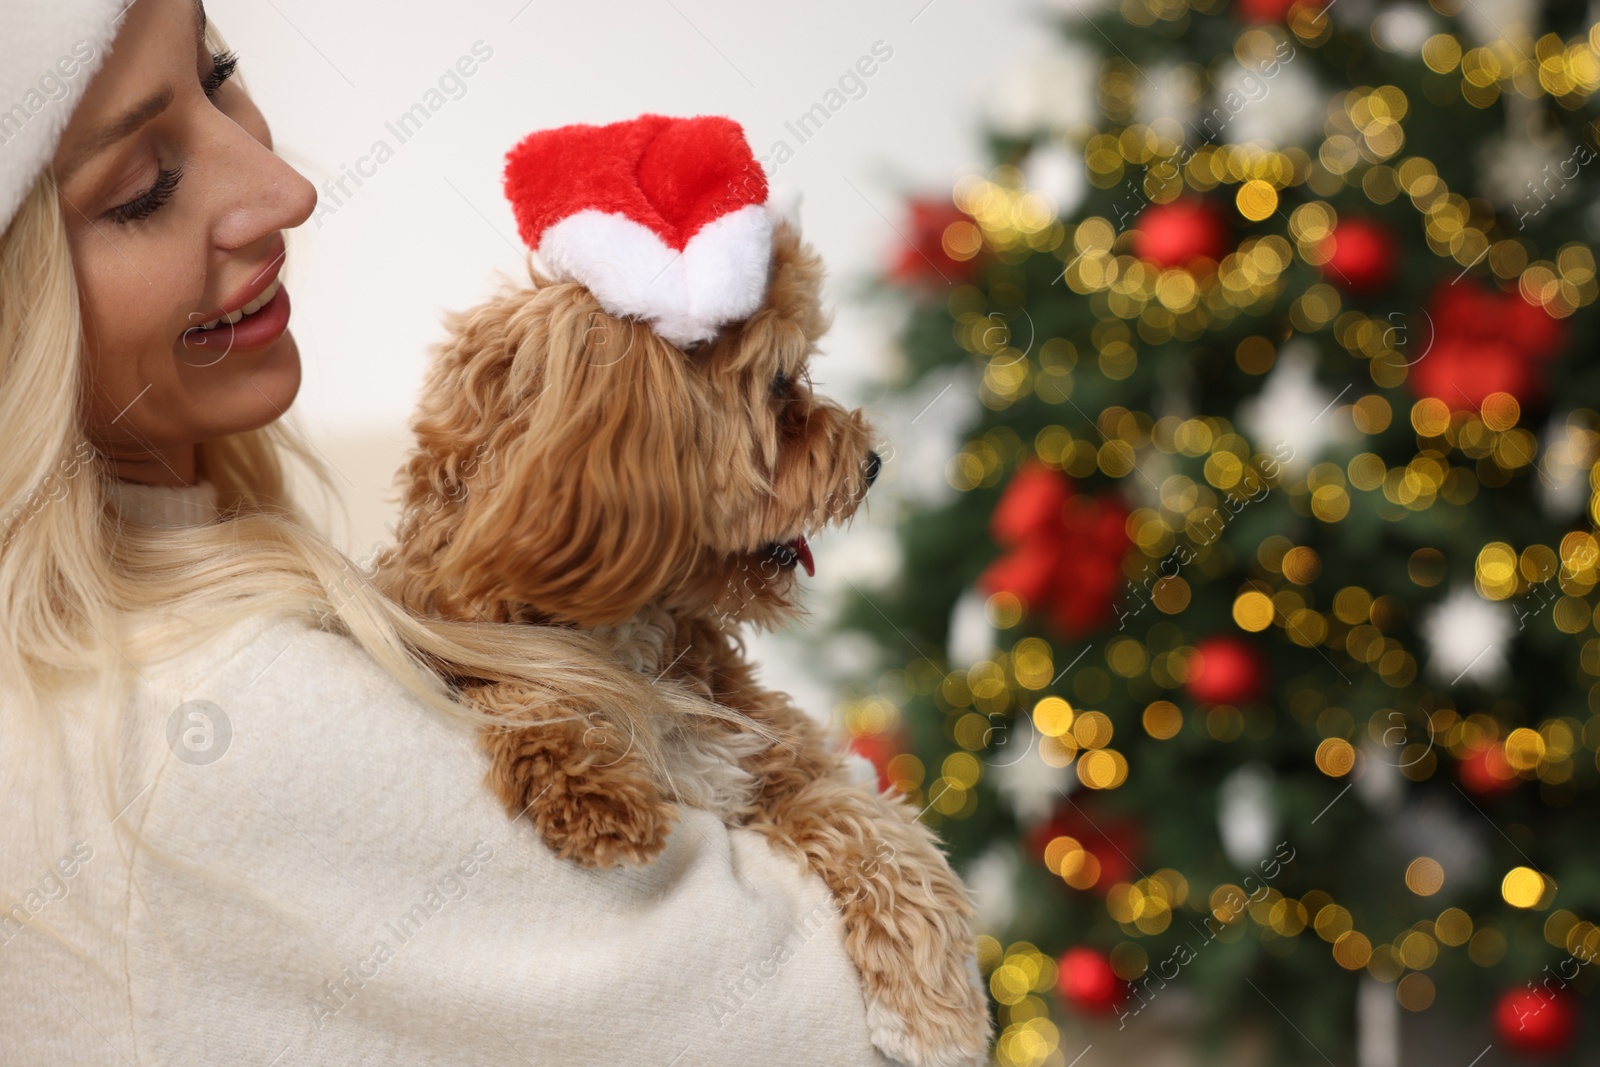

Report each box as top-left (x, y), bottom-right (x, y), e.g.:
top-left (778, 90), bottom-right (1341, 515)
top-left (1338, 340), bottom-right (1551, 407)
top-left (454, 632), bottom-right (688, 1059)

top-left (863, 450), bottom-right (881, 487)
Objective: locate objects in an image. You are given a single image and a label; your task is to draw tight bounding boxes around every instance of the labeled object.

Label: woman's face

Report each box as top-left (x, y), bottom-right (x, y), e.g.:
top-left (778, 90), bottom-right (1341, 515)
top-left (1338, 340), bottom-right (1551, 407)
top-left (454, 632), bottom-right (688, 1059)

top-left (51, 0), bottom-right (316, 486)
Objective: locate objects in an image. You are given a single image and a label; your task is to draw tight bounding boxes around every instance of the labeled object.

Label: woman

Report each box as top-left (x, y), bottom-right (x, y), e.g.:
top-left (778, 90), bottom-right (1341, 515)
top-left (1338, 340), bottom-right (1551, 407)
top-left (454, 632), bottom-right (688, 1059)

top-left (0, 0), bottom-right (901, 1063)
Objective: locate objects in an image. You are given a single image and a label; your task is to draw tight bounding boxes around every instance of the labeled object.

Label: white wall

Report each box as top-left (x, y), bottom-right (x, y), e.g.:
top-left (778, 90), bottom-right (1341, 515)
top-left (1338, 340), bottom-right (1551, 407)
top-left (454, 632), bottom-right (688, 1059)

top-left (211, 0), bottom-right (1055, 712)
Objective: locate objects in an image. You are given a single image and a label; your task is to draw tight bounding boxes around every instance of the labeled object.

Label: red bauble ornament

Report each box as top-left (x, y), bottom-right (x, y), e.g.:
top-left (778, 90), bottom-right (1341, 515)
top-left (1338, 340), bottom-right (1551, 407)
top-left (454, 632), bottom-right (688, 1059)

top-left (1235, 0), bottom-right (1324, 20)
top-left (1408, 278), bottom-right (1565, 410)
top-left (1186, 637), bottom-right (1268, 704)
top-left (1494, 988), bottom-right (1579, 1055)
top-left (1132, 199), bottom-right (1229, 270)
top-left (1318, 218), bottom-right (1398, 293)
top-left (1024, 803), bottom-right (1143, 892)
top-left (849, 730), bottom-right (905, 794)
top-left (979, 461), bottom-right (1130, 640)
top-left (1057, 947), bottom-right (1123, 1016)
top-left (888, 198), bottom-right (981, 288)
top-left (1459, 743), bottom-right (1518, 797)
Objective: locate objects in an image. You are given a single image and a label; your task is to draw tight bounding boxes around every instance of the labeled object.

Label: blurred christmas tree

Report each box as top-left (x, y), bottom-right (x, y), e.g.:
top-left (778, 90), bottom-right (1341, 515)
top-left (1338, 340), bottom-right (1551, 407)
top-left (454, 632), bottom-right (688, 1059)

top-left (832, 0), bottom-right (1600, 1063)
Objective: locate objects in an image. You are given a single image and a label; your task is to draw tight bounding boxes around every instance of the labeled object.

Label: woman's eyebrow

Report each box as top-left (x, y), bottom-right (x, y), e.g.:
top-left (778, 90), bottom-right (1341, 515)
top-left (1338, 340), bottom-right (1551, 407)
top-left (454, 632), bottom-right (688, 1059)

top-left (57, 86), bottom-right (174, 185)
top-left (55, 0), bottom-right (207, 186)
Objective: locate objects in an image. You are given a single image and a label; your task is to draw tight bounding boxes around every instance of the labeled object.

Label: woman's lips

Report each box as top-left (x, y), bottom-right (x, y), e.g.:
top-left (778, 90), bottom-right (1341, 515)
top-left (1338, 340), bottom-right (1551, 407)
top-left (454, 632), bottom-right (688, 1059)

top-left (180, 282), bottom-right (291, 354)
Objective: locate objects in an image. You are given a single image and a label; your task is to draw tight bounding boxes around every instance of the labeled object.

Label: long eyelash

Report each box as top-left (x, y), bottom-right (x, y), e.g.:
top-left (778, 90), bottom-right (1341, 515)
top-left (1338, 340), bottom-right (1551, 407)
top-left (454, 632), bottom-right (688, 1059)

top-left (102, 52), bottom-right (234, 226)
top-left (108, 165), bottom-right (184, 225)
top-left (203, 49), bottom-right (240, 98)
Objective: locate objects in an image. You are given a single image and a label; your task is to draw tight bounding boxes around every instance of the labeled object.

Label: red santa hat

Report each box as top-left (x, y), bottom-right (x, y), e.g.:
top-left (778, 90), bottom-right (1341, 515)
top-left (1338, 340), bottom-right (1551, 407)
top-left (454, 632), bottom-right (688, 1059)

top-left (502, 113), bottom-right (789, 348)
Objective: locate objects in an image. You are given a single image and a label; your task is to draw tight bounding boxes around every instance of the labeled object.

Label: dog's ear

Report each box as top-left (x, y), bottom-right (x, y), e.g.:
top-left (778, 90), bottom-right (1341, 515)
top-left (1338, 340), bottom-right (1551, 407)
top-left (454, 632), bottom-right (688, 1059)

top-left (441, 290), bottom-right (704, 627)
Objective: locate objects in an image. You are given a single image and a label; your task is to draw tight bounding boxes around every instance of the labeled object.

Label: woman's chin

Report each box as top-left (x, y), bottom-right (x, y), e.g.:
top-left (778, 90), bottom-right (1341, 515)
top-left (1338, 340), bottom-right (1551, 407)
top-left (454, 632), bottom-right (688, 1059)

top-left (185, 331), bottom-right (303, 431)
top-left (249, 333), bottom-right (303, 416)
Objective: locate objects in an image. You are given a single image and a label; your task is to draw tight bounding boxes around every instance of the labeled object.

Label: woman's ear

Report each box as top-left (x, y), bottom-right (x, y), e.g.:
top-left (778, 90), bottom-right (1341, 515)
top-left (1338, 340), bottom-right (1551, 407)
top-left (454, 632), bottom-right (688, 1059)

top-left (441, 295), bottom-right (704, 628)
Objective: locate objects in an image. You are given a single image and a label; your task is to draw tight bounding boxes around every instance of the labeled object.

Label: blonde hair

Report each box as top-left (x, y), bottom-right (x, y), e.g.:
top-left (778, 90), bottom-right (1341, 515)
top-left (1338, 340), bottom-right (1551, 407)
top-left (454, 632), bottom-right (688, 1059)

top-left (1, 21), bottom-right (760, 1003)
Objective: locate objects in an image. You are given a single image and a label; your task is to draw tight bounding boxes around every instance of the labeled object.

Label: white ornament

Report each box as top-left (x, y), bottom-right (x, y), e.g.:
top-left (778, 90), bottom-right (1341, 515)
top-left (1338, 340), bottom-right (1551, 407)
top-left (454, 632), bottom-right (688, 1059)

top-left (1357, 975), bottom-right (1401, 1067)
top-left (1237, 340), bottom-right (1352, 475)
top-left (1354, 738), bottom-right (1404, 813)
top-left (1458, 0), bottom-right (1537, 47)
top-left (947, 586), bottom-right (996, 670)
top-left (1211, 60), bottom-right (1324, 149)
top-left (1021, 141), bottom-right (1088, 218)
top-left (1478, 133), bottom-right (1573, 219)
top-left (984, 44), bottom-right (1100, 138)
top-left (1217, 762), bottom-right (1278, 869)
top-left (992, 720), bottom-right (1074, 827)
top-left (814, 523), bottom-right (901, 601)
top-left (1371, 4), bottom-right (1437, 53)
top-left (1418, 587), bottom-right (1515, 688)
top-left (874, 364), bottom-right (979, 512)
top-left (1383, 793), bottom-right (1489, 889)
top-left (1535, 413), bottom-right (1598, 521)
top-left (964, 842), bottom-right (1020, 934)
top-left (1135, 61), bottom-right (1202, 131)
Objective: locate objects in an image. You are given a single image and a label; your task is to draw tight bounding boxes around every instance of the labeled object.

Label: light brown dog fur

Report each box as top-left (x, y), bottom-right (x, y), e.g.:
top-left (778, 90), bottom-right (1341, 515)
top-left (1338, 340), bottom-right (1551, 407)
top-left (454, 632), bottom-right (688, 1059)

top-left (375, 218), bottom-right (992, 1066)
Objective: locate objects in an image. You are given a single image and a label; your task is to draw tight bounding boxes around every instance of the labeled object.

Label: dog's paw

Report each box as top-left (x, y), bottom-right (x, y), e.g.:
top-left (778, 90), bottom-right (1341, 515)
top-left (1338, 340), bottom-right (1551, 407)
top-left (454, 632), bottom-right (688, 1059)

top-left (481, 719), bottom-right (678, 869)
top-left (859, 949), bottom-right (992, 1067)
top-left (531, 772), bottom-right (679, 868)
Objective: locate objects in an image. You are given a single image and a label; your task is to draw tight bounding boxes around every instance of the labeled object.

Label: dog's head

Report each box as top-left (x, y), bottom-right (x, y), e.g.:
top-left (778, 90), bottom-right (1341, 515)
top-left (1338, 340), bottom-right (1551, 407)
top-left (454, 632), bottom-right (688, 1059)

top-left (401, 217), bottom-right (879, 630)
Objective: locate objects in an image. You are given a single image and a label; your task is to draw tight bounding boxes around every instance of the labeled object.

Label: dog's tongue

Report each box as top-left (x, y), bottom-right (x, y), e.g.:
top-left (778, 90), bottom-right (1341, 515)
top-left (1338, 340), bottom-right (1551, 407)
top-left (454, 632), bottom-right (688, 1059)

top-left (790, 536), bottom-right (814, 577)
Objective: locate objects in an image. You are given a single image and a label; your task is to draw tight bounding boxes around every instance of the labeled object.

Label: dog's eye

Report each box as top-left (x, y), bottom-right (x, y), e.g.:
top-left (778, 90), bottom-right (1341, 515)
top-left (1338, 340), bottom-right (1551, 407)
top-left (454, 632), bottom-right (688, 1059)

top-left (771, 371), bottom-right (790, 399)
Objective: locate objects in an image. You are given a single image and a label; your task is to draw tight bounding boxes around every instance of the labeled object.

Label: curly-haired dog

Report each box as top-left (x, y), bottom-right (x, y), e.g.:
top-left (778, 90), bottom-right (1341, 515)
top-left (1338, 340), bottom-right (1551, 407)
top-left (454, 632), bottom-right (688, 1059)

top-left (374, 211), bottom-right (992, 1066)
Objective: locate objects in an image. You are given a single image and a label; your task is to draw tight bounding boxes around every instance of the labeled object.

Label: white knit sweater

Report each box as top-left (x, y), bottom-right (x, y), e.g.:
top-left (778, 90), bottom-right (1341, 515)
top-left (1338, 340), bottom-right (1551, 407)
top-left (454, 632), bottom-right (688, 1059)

top-left (0, 479), bottom-right (896, 1066)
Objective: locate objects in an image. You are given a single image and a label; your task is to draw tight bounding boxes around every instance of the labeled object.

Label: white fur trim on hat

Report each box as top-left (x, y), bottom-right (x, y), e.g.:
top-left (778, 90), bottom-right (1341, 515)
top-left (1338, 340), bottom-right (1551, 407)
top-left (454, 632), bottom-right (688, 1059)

top-left (533, 204), bottom-right (774, 349)
top-left (0, 0), bottom-right (128, 236)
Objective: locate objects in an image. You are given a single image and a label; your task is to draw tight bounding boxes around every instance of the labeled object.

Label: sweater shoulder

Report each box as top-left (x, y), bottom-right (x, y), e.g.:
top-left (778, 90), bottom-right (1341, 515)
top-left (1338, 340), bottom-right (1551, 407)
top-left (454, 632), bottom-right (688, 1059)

top-left (131, 608), bottom-right (307, 695)
top-left (5, 613), bottom-right (894, 1066)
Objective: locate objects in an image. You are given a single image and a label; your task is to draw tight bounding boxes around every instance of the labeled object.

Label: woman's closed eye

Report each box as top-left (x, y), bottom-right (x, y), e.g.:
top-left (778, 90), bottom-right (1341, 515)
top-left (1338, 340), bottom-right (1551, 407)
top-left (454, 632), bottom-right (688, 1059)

top-left (103, 50), bottom-right (241, 226)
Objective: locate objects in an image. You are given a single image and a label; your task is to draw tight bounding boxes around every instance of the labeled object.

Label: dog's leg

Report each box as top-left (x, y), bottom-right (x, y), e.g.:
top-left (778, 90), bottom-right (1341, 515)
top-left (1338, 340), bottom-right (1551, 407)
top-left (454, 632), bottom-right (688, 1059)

top-left (701, 656), bottom-right (991, 1067)
top-left (465, 679), bottom-right (678, 869)
top-left (747, 768), bottom-right (994, 1067)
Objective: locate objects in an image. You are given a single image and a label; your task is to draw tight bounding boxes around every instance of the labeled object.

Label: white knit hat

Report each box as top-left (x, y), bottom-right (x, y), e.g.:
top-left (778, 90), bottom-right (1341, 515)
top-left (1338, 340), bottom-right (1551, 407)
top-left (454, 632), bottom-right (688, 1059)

top-left (0, 0), bottom-right (129, 237)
